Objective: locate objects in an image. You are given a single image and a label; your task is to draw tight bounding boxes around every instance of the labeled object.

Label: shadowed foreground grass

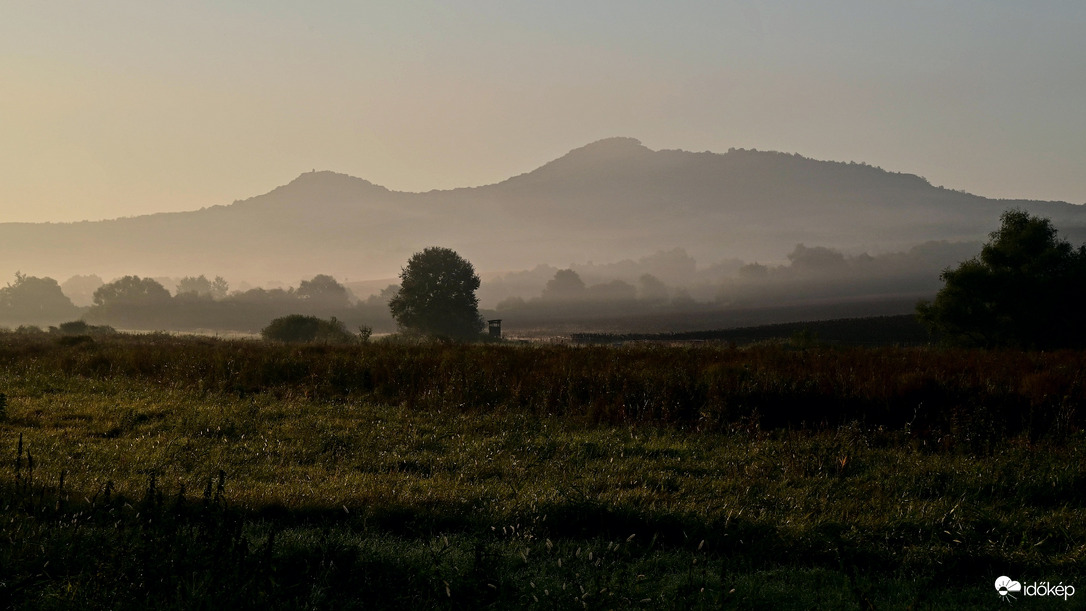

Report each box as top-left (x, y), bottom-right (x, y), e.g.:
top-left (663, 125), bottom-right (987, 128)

top-left (0, 334), bottom-right (1083, 608)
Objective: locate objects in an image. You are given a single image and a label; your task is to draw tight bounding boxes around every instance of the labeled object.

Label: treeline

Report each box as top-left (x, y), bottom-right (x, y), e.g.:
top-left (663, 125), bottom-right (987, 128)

top-left (484, 242), bottom-right (977, 334)
top-left (0, 272), bottom-right (396, 334)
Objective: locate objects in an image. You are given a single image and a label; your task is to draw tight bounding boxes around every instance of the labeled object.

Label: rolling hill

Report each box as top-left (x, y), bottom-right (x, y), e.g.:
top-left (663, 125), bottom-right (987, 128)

top-left (2, 137), bottom-right (1083, 285)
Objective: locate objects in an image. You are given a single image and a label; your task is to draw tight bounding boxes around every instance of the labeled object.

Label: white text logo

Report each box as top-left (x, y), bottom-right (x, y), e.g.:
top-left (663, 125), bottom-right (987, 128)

top-left (996, 576), bottom-right (1075, 602)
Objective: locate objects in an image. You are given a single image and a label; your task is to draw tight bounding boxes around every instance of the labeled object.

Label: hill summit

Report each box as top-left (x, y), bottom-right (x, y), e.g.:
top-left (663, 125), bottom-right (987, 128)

top-left (0, 139), bottom-right (1083, 283)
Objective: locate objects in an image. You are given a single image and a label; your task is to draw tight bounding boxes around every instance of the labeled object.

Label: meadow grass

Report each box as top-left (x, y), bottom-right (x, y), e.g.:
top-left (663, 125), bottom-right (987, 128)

top-left (0, 334), bottom-right (1083, 608)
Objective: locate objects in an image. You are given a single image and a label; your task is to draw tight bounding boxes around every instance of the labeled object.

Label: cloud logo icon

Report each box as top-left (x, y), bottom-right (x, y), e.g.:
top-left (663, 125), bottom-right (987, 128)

top-left (995, 576), bottom-right (1022, 599)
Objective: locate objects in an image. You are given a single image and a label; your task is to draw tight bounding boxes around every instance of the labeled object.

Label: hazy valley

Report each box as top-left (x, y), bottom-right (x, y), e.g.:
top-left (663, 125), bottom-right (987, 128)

top-left (3, 138), bottom-right (1086, 333)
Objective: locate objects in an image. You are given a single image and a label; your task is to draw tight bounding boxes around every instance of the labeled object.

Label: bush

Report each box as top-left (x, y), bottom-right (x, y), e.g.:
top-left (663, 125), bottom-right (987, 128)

top-left (57, 320), bottom-right (116, 336)
top-left (260, 315), bottom-right (356, 344)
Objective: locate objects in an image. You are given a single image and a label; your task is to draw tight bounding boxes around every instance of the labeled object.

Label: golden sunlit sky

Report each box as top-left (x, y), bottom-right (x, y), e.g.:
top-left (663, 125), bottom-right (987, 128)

top-left (2, 1), bottom-right (1084, 223)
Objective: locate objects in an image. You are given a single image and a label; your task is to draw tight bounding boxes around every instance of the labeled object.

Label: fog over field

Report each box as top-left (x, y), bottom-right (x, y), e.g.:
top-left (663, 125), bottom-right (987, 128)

top-left (0, 138), bottom-right (1084, 333)
top-left (3, 3), bottom-right (1086, 333)
top-left (9, 137), bottom-right (1085, 286)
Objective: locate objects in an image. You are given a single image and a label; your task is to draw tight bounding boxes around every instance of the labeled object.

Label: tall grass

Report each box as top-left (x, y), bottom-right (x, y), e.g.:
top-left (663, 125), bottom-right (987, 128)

top-left (0, 333), bottom-right (1081, 444)
top-left (0, 333), bottom-right (1083, 608)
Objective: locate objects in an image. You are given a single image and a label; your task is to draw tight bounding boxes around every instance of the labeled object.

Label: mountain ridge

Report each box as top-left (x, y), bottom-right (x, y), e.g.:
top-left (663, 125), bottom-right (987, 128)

top-left (0, 139), bottom-right (1082, 284)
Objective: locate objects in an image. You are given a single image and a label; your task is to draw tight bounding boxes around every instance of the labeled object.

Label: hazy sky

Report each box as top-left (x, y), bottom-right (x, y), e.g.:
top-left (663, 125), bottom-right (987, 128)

top-left (2, 1), bottom-right (1084, 222)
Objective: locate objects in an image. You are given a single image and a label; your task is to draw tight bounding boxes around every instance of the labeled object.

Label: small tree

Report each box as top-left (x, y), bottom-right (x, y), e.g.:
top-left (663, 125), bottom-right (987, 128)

top-left (210, 276), bottom-right (230, 300)
top-left (388, 247), bottom-right (483, 340)
top-left (917, 209), bottom-right (1086, 348)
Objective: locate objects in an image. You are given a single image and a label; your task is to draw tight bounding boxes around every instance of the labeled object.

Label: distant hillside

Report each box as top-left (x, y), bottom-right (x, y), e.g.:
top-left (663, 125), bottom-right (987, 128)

top-left (1, 138), bottom-right (1083, 284)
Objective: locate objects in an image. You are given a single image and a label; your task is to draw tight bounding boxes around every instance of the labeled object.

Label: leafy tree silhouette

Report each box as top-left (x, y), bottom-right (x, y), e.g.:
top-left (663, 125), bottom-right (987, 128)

top-left (0, 273), bottom-right (80, 324)
top-left (296, 274), bottom-right (350, 309)
top-left (176, 275), bottom-right (229, 300)
top-left (541, 269), bottom-right (586, 301)
top-left (93, 276), bottom-right (172, 308)
top-left (261, 314), bottom-right (354, 344)
top-left (388, 247), bottom-right (483, 340)
top-left (918, 209), bottom-right (1086, 348)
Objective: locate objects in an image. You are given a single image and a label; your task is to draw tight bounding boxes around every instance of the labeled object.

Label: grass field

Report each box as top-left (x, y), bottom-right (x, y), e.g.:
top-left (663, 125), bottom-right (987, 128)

top-left (1, 333), bottom-right (1083, 609)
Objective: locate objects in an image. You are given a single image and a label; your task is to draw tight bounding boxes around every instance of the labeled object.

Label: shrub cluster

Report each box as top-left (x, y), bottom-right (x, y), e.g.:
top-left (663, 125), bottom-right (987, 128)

top-left (260, 315), bottom-right (358, 344)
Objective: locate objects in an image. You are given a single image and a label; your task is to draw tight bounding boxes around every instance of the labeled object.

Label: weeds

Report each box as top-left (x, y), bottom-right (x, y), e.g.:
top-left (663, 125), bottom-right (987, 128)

top-left (0, 333), bottom-right (1083, 443)
top-left (0, 334), bottom-right (1083, 607)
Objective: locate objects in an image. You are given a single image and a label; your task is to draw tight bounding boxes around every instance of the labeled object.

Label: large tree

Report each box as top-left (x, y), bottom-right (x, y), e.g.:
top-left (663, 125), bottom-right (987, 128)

top-left (917, 209), bottom-right (1086, 348)
top-left (60, 274), bottom-right (104, 308)
top-left (540, 269), bottom-right (586, 301)
top-left (176, 275), bottom-right (229, 300)
top-left (389, 247), bottom-right (483, 340)
top-left (93, 276), bottom-right (172, 308)
top-left (0, 273), bottom-right (81, 324)
top-left (296, 274), bottom-right (351, 310)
